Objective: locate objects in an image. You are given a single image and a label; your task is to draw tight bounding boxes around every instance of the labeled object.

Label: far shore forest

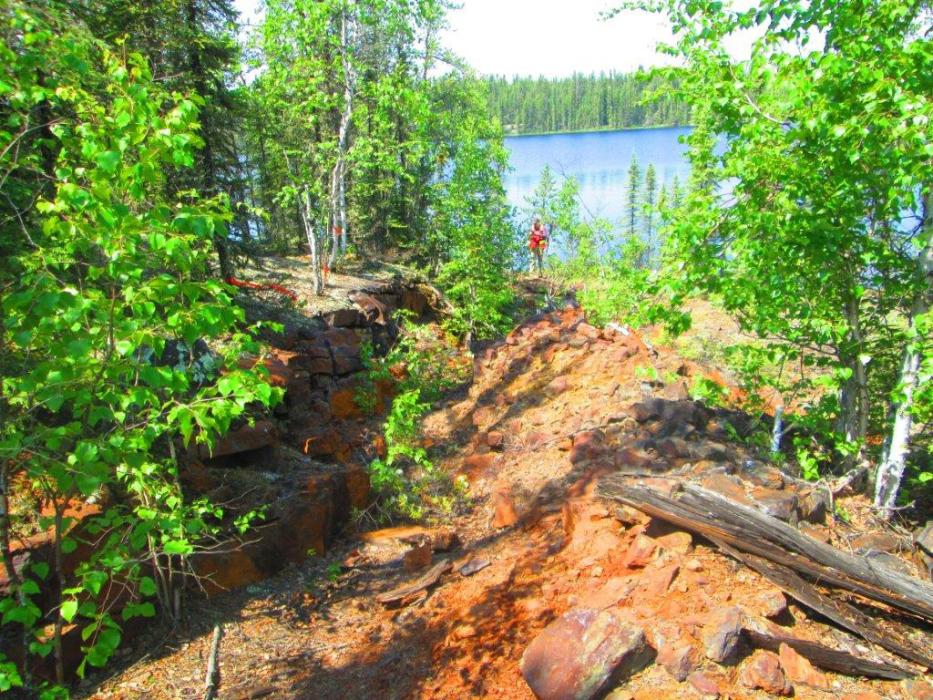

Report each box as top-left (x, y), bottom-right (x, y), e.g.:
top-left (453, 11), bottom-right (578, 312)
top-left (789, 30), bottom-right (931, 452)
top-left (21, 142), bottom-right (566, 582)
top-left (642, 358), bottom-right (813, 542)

top-left (0, 0), bottom-right (930, 695)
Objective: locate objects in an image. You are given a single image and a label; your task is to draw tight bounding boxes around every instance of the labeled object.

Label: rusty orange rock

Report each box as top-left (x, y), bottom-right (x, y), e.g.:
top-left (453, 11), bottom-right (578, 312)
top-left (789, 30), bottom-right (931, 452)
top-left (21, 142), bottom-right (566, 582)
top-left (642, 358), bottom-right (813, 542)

top-left (778, 642), bottom-right (830, 690)
top-left (491, 489), bottom-right (518, 528)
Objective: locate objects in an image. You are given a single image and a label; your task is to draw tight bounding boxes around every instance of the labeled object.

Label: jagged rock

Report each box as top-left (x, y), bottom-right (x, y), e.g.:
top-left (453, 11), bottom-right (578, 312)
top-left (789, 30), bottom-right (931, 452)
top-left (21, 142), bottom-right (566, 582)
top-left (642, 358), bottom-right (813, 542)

top-left (403, 541), bottom-right (433, 571)
top-left (616, 447), bottom-right (652, 470)
top-left (700, 472), bottom-right (752, 505)
top-left (656, 635), bottom-right (700, 682)
top-left (520, 608), bottom-right (653, 700)
top-left (546, 375), bottom-right (570, 396)
top-left (754, 590), bottom-right (788, 619)
top-left (576, 322), bottom-right (601, 340)
top-left (700, 606), bottom-right (745, 663)
top-left (329, 387), bottom-right (361, 420)
top-left (612, 505), bottom-right (643, 527)
top-left (526, 431), bottom-right (550, 450)
top-left (744, 464), bottom-right (785, 490)
top-left (430, 530), bottom-right (460, 552)
top-left (198, 420), bottom-right (276, 459)
top-left (687, 671), bottom-right (721, 697)
top-left (324, 308), bottom-right (366, 327)
top-left (660, 381), bottom-right (690, 402)
top-left (486, 431), bottom-right (505, 449)
top-left (578, 577), bottom-right (633, 609)
top-left (692, 441), bottom-right (729, 461)
top-left (661, 400), bottom-right (709, 428)
top-left (798, 487), bottom-right (829, 524)
top-left (632, 399), bottom-right (663, 422)
top-left (655, 531), bottom-right (693, 555)
top-left (778, 642), bottom-right (830, 689)
top-left (739, 650), bottom-right (792, 696)
top-left (463, 453), bottom-right (498, 479)
top-left (638, 562), bottom-right (679, 596)
top-left (656, 437), bottom-right (690, 459)
top-left (622, 534), bottom-right (658, 568)
top-left (750, 486), bottom-right (799, 523)
top-left (492, 489), bottom-right (518, 528)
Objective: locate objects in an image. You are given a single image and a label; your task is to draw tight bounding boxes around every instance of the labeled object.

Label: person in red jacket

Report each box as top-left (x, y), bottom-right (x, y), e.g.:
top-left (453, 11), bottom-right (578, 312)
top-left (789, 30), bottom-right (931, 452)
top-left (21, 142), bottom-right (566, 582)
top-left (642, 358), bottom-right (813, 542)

top-left (528, 218), bottom-right (549, 276)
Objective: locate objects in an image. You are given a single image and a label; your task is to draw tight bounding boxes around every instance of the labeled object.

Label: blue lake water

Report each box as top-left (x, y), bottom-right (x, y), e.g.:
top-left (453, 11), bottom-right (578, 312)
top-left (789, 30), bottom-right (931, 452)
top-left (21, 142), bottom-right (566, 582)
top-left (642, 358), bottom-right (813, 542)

top-left (503, 126), bottom-right (692, 227)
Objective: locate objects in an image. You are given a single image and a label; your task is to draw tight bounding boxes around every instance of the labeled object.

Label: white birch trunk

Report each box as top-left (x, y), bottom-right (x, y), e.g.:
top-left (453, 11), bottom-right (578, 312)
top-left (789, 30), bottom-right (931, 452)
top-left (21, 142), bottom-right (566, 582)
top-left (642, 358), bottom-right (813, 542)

top-left (874, 187), bottom-right (932, 518)
top-left (301, 188), bottom-right (324, 295)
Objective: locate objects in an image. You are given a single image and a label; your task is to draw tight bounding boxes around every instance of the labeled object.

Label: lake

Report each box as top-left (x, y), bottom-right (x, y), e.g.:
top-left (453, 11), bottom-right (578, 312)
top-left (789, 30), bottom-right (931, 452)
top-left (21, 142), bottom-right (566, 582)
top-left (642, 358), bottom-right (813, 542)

top-left (503, 126), bottom-right (692, 227)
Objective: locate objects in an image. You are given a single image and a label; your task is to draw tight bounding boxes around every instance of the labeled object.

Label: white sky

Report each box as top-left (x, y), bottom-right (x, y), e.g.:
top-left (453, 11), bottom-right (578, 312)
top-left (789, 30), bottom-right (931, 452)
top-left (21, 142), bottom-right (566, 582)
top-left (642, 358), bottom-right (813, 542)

top-left (441, 1), bottom-right (677, 78)
top-left (233, 0), bottom-right (760, 78)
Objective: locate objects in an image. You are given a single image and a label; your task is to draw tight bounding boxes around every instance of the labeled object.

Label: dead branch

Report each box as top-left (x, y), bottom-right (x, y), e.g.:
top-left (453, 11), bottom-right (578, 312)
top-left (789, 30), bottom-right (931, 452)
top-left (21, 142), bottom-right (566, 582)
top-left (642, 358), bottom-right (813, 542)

top-left (376, 559), bottom-right (451, 606)
top-left (203, 624), bottom-right (223, 700)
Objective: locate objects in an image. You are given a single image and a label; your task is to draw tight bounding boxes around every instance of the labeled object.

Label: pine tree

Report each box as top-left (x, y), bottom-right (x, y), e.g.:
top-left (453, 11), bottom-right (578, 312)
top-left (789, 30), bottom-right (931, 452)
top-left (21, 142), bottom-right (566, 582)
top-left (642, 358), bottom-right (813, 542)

top-left (644, 163), bottom-right (657, 258)
top-left (625, 154), bottom-right (642, 237)
top-left (670, 175), bottom-right (684, 210)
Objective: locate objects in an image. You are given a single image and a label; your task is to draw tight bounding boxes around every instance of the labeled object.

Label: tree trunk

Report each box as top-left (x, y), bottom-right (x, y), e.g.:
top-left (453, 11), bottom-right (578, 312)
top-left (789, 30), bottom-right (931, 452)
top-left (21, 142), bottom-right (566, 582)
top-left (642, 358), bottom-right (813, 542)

top-left (874, 187), bottom-right (932, 518)
top-left (838, 294), bottom-right (869, 452)
top-left (301, 189), bottom-right (324, 295)
top-left (328, 6), bottom-right (353, 270)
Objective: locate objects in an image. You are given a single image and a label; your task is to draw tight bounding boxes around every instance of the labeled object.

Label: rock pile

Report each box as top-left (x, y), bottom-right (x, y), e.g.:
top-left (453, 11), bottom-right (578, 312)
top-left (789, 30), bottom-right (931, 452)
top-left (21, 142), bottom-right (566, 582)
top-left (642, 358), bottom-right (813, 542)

top-left (416, 302), bottom-right (932, 700)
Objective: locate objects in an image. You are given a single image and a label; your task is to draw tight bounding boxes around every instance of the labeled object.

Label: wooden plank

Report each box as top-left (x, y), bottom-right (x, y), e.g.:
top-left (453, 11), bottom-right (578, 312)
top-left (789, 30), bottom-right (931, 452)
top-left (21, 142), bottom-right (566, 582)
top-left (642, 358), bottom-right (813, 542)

top-left (743, 629), bottom-right (913, 680)
top-left (711, 537), bottom-right (930, 671)
top-left (376, 559), bottom-right (452, 606)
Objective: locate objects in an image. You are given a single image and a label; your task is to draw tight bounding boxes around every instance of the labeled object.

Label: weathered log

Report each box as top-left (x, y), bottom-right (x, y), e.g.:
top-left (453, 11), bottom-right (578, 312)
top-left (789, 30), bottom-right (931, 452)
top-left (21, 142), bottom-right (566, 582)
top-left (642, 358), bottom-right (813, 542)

top-left (743, 628), bottom-right (913, 680)
top-left (598, 476), bottom-right (933, 669)
top-left (598, 476), bottom-right (933, 620)
top-left (676, 482), bottom-right (933, 617)
top-left (712, 537), bottom-right (929, 671)
top-left (376, 559), bottom-right (451, 606)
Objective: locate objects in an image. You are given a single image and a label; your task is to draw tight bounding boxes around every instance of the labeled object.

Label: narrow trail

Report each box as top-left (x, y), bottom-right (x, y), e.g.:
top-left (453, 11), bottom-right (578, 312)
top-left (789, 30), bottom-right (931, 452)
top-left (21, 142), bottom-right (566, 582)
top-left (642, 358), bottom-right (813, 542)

top-left (81, 298), bottom-right (931, 700)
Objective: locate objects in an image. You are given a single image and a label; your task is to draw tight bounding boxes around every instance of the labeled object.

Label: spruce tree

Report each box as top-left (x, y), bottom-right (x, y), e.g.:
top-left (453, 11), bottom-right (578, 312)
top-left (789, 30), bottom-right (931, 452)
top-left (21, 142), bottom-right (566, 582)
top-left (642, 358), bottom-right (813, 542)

top-left (625, 154), bottom-right (642, 237)
top-left (644, 163), bottom-right (657, 257)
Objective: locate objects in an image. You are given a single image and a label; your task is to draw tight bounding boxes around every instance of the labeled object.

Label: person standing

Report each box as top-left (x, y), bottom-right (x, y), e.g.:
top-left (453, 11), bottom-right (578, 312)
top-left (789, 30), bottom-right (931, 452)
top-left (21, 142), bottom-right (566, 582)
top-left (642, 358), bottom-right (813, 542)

top-left (528, 218), bottom-right (549, 276)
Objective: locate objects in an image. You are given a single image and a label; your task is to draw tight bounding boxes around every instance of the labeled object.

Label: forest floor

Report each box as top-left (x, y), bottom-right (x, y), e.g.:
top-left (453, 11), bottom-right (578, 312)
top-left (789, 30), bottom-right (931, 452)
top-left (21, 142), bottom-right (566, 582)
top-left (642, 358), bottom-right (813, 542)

top-left (74, 274), bottom-right (932, 700)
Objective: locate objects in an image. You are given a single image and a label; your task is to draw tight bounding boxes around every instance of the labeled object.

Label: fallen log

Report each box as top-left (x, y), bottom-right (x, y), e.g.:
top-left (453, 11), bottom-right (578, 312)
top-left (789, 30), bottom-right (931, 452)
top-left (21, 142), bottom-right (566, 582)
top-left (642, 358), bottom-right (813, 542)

top-left (743, 628), bottom-right (913, 680)
top-left (712, 537), bottom-right (928, 671)
top-left (598, 476), bottom-right (933, 620)
top-left (677, 482), bottom-right (933, 618)
top-left (598, 476), bottom-right (933, 669)
top-left (377, 559), bottom-right (452, 606)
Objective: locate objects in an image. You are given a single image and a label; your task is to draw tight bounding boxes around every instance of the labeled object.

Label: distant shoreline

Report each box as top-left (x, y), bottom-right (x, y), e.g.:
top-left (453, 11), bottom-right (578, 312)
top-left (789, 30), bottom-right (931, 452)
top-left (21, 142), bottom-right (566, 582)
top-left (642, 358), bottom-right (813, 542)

top-left (504, 123), bottom-right (692, 138)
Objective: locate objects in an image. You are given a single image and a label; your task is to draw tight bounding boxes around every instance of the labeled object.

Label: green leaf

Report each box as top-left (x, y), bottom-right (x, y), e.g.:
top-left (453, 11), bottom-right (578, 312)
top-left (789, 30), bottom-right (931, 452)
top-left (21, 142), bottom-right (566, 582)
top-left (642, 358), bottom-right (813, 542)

top-left (162, 540), bottom-right (192, 555)
top-left (95, 150), bottom-right (121, 173)
top-left (139, 576), bottom-right (158, 597)
top-left (60, 600), bottom-right (78, 623)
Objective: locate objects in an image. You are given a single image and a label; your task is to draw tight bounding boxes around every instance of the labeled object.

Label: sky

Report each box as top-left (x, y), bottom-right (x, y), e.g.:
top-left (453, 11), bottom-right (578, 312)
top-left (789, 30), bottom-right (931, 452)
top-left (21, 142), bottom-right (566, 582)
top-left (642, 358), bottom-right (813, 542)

top-left (233, 0), bottom-right (759, 78)
top-left (440, 0), bottom-right (677, 78)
